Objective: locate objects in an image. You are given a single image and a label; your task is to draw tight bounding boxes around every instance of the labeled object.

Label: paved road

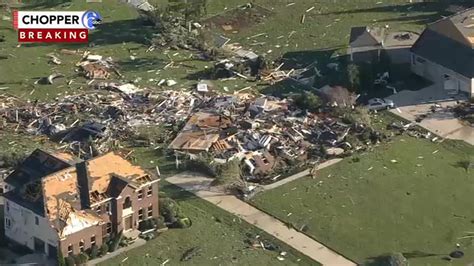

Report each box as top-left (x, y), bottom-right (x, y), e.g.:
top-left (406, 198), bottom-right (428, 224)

top-left (262, 159), bottom-right (343, 191)
top-left (390, 102), bottom-right (474, 146)
top-left (167, 173), bottom-right (356, 266)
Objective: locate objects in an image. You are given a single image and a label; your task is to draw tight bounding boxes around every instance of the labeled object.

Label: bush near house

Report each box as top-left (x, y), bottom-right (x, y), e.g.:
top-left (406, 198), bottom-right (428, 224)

top-left (89, 245), bottom-right (100, 259)
top-left (65, 256), bottom-right (75, 266)
top-left (108, 231), bottom-right (123, 253)
top-left (99, 243), bottom-right (109, 257)
top-left (74, 253), bottom-right (89, 265)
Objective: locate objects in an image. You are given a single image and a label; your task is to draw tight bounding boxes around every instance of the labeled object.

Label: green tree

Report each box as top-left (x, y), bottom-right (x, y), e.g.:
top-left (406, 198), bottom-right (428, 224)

top-left (346, 63), bottom-right (361, 91)
top-left (292, 91), bottom-right (323, 112)
top-left (388, 253), bottom-right (409, 266)
top-left (213, 159), bottom-right (242, 186)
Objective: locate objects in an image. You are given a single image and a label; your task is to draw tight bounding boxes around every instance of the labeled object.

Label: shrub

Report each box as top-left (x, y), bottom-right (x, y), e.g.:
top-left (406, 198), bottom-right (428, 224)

top-left (292, 91), bottom-right (323, 112)
top-left (156, 216), bottom-right (167, 229)
top-left (99, 243), bottom-right (109, 256)
top-left (57, 250), bottom-right (65, 266)
top-left (183, 155), bottom-right (215, 176)
top-left (73, 253), bottom-right (89, 265)
top-left (108, 231), bottom-right (123, 252)
top-left (160, 197), bottom-right (182, 224)
top-left (65, 256), bottom-right (75, 266)
top-left (387, 253), bottom-right (408, 266)
top-left (89, 245), bottom-right (99, 259)
top-left (212, 159), bottom-right (242, 186)
top-left (176, 217), bottom-right (192, 228)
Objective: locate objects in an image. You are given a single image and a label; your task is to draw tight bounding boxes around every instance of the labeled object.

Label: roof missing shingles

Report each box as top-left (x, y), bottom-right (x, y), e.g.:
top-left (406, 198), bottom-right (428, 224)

top-left (7, 150), bottom-right (157, 237)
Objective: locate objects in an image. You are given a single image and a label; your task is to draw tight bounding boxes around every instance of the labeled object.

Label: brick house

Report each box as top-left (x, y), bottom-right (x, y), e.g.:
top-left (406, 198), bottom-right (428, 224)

top-left (3, 150), bottom-right (159, 259)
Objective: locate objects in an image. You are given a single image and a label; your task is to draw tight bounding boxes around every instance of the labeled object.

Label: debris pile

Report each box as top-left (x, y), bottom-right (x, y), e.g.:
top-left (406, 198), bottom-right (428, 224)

top-left (0, 88), bottom-right (198, 157)
top-left (453, 102), bottom-right (474, 126)
top-left (167, 92), bottom-right (388, 183)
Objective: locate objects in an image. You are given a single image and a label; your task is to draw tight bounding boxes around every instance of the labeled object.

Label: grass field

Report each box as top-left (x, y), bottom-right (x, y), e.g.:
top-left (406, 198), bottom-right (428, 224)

top-left (0, 0), bottom-right (461, 100)
top-left (252, 137), bottom-right (474, 265)
top-left (99, 182), bottom-right (316, 266)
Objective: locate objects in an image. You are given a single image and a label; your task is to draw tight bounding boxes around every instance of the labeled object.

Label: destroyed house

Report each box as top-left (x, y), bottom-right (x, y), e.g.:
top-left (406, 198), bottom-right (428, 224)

top-left (169, 112), bottom-right (233, 152)
top-left (3, 150), bottom-right (159, 259)
top-left (411, 8), bottom-right (474, 97)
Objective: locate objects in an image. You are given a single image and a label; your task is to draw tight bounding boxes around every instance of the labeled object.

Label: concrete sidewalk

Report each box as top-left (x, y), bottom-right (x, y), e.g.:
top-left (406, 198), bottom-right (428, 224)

top-left (167, 173), bottom-right (356, 266)
top-left (263, 159), bottom-right (343, 191)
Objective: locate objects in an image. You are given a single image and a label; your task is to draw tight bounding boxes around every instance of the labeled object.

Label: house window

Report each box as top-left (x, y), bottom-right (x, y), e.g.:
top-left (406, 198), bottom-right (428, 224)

top-left (79, 240), bottom-right (85, 253)
top-left (147, 186), bottom-right (152, 197)
top-left (35, 216), bottom-right (39, 226)
top-left (5, 218), bottom-right (11, 228)
top-left (6, 201), bottom-right (9, 212)
top-left (138, 208), bottom-right (144, 221)
top-left (105, 202), bottom-right (111, 214)
top-left (147, 205), bottom-right (153, 218)
top-left (91, 235), bottom-right (96, 246)
top-left (96, 205), bottom-right (102, 215)
top-left (106, 222), bottom-right (112, 234)
top-left (123, 197), bottom-right (131, 209)
top-left (416, 57), bottom-right (426, 64)
top-left (67, 244), bottom-right (73, 256)
top-left (138, 189), bottom-right (143, 200)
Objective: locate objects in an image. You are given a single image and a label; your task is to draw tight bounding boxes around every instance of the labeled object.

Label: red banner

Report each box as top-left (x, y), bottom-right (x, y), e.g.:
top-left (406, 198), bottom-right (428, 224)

top-left (18, 29), bottom-right (88, 43)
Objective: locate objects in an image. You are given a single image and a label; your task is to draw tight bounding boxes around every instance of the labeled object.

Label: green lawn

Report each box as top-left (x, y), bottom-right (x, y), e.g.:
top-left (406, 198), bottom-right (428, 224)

top-left (99, 182), bottom-right (317, 266)
top-left (0, 0), bottom-right (460, 100)
top-left (252, 137), bottom-right (474, 265)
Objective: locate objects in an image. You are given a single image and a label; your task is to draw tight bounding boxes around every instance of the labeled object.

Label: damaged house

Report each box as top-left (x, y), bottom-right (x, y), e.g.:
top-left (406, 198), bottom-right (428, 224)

top-left (3, 150), bottom-right (159, 258)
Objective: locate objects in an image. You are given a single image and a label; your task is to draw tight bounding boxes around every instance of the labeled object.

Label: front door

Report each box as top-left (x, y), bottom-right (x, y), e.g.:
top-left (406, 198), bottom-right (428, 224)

top-left (124, 215), bottom-right (133, 231)
top-left (48, 244), bottom-right (57, 259)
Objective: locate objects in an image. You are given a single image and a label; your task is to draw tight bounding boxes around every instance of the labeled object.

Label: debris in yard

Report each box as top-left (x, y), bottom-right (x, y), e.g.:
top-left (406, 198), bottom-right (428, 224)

top-left (121, 257), bottom-right (128, 262)
top-left (166, 79), bottom-right (177, 86)
top-left (35, 73), bottom-right (64, 85)
top-left (181, 247), bottom-right (201, 261)
top-left (161, 259), bottom-right (170, 265)
top-left (390, 159), bottom-right (398, 163)
top-left (47, 53), bottom-right (61, 65)
top-left (277, 256), bottom-right (285, 261)
top-left (432, 150), bottom-right (439, 154)
top-left (449, 250), bottom-right (464, 259)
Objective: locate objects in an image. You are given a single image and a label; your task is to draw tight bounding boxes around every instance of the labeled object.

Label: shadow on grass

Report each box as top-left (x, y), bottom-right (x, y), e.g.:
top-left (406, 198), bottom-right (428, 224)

top-left (118, 57), bottom-right (166, 72)
top-left (322, 1), bottom-right (473, 26)
top-left (160, 182), bottom-right (199, 202)
top-left (366, 251), bottom-right (442, 266)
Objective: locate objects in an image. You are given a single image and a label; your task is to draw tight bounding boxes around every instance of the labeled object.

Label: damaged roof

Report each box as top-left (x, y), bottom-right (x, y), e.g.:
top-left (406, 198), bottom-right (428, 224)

top-left (5, 150), bottom-right (157, 237)
top-left (4, 149), bottom-right (74, 188)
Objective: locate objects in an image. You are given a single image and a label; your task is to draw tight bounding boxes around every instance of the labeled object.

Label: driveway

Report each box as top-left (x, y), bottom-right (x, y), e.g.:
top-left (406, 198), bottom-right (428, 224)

top-left (390, 101), bottom-right (474, 145)
top-left (386, 84), bottom-right (466, 107)
top-left (167, 173), bottom-right (356, 266)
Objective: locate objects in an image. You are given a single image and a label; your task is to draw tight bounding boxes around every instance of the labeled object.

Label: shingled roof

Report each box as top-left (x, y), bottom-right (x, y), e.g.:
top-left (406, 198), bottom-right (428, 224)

top-left (411, 8), bottom-right (474, 78)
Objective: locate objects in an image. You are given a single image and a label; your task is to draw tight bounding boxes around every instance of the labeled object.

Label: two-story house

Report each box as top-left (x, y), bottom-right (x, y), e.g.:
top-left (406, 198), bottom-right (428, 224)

top-left (3, 149), bottom-right (159, 259)
top-left (411, 8), bottom-right (474, 98)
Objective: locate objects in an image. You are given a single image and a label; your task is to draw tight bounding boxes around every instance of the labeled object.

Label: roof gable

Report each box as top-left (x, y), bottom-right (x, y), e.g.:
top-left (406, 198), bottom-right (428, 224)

top-left (349, 26), bottom-right (385, 48)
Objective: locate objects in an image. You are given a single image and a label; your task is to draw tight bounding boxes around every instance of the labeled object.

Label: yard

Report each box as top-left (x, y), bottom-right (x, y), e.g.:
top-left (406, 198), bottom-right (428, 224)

top-left (99, 182), bottom-right (316, 266)
top-left (0, 0), bottom-right (464, 100)
top-left (252, 137), bottom-right (474, 265)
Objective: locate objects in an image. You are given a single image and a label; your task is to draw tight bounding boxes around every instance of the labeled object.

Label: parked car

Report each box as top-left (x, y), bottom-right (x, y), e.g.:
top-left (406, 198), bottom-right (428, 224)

top-left (367, 98), bottom-right (395, 111)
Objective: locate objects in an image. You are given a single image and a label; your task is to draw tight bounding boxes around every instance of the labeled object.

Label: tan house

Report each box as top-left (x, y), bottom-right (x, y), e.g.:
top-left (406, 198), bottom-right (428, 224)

top-left (3, 150), bottom-right (159, 258)
top-left (411, 8), bottom-right (474, 98)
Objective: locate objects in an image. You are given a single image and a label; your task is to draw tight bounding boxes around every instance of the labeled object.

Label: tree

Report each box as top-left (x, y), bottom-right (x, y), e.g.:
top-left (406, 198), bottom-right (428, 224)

top-left (292, 91), bottom-right (323, 112)
top-left (212, 159), bottom-right (242, 186)
top-left (89, 245), bottom-right (99, 259)
top-left (387, 253), bottom-right (409, 266)
top-left (346, 63), bottom-right (361, 91)
top-left (65, 256), bottom-right (75, 266)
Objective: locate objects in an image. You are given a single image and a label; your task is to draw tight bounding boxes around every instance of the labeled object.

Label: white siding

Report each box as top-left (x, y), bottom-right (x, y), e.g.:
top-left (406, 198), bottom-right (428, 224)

top-left (411, 53), bottom-right (473, 97)
top-left (4, 198), bottom-right (58, 255)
